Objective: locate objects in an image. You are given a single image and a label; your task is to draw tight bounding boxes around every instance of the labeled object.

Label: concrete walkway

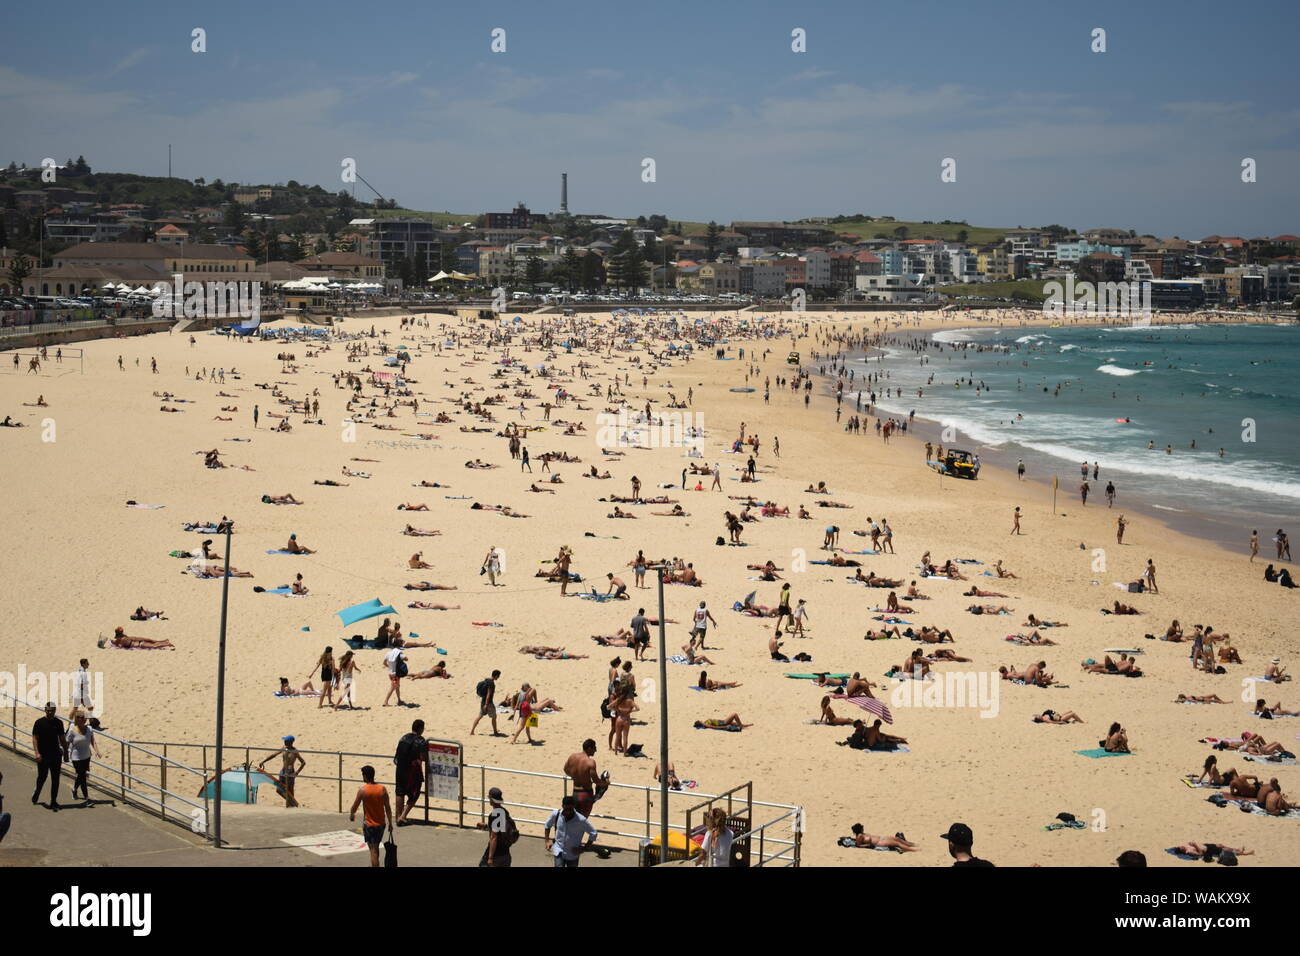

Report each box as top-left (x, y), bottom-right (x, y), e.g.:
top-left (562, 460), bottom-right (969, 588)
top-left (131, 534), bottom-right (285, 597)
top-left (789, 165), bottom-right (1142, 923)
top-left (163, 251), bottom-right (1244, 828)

top-left (0, 746), bottom-right (638, 867)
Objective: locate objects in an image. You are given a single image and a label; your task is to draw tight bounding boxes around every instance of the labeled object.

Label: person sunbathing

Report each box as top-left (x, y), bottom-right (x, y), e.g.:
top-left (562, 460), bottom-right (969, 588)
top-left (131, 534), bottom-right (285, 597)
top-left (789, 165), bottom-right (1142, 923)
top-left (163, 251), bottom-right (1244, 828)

top-left (1024, 614), bottom-right (1066, 628)
top-left (848, 824), bottom-right (918, 851)
top-left (405, 581), bottom-right (457, 591)
top-left (284, 534), bottom-right (315, 554)
top-left (408, 552), bottom-right (434, 569)
top-left (261, 493), bottom-right (302, 505)
top-left (1033, 709), bottom-right (1083, 724)
top-left (681, 644), bottom-right (716, 665)
top-left (651, 505), bottom-right (688, 516)
top-left (1243, 734), bottom-right (1294, 757)
top-left (843, 674), bottom-right (877, 697)
top-left (608, 506), bottom-right (636, 519)
top-left (817, 500), bottom-right (852, 508)
top-left (1193, 755), bottom-right (1230, 785)
top-left (749, 562), bottom-right (782, 581)
top-left (964, 586), bottom-right (1008, 598)
top-left (409, 661), bottom-right (451, 680)
top-left (1217, 644), bottom-right (1243, 665)
top-left (528, 484), bottom-right (557, 494)
top-left (1176, 693), bottom-right (1228, 704)
top-left (109, 628), bottom-right (174, 650)
top-left (697, 671), bottom-right (742, 691)
top-left (1255, 699), bottom-right (1300, 717)
top-left (892, 654), bottom-right (931, 680)
top-left (693, 713), bottom-right (751, 730)
top-left (397, 502), bottom-right (429, 511)
top-left (797, 505), bottom-right (812, 519)
top-left (406, 602), bottom-right (460, 610)
top-left (967, 604), bottom-right (1013, 615)
top-left (277, 677), bottom-right (318, 696)
top-left (1173, 841), bottom-right (1254, 860)
top-left (592, 629), bottom-right (635, 647)
top-left (805, 482), bottom-right (830, 494)
top-left (130, 606), bottom-right (167, 621)
top-left (1264, 659), bottom-right (1289, 682)
top-left (532, 648), bottom-right (589, 660)
top-left (914, 626), bottom-right (954, 644)
top-left (1081, 654), bottom-right (1139, 676)
top-left (1101, 722), bottom-right (1130, 752)
top-left (814, 673), bottom-right (848, 689)
top-left (814, 694), bottom-right (856, 726)
top-left (858, 719), bottom-right (908, 751)
top-left (189, 565), bottom-right (254, 578)
top-left (993, 560), bottom-right (1018, 579)
top-left (1107, 601), bottom-right (1140, 615)
top-left (864, 626), bottom-right (902, 640)
top-left (927, 649), bottom-right (972, 663)
top-left (403, 524), bottom-right (441, 536)
top-left (1022, 661), bottom-right (1055, 687)
top-left (1164, 620), bottom-right (1185, 642)
top-left (855, 570), bottom-right (902, 588)
top-left (1009, 631), bottom-right (1057, 646)
top-left (826, 554), bottom-right (861, 567)
top-left (762, 504), bottom-right (790, 517)
top-left (314, 479), bottom-right (349, 486)
top-left (465, 459), bottom-right (497, 468)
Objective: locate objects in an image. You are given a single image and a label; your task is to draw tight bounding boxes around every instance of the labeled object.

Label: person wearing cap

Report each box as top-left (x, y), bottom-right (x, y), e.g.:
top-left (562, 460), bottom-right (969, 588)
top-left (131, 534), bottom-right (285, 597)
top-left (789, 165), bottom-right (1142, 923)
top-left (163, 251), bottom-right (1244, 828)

top-left (31, 702), bottom-right (69, 810)
top-left (544, 795), bottom-right (598, 867)
top-left (257, 735), bottom-right (305, 807)
top-left (480, 787), bottom-right (513, 867)
top-left (1265, 658), bottom-right (1287, 682)
top-left (940, 822), bottom-right (994, 867)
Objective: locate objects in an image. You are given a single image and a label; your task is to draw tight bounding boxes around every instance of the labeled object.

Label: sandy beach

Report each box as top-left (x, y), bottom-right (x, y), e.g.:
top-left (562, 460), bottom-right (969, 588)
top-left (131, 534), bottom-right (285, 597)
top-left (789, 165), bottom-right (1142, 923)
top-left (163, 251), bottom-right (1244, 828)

top-left (2, 307), bottom-right (1296, 867)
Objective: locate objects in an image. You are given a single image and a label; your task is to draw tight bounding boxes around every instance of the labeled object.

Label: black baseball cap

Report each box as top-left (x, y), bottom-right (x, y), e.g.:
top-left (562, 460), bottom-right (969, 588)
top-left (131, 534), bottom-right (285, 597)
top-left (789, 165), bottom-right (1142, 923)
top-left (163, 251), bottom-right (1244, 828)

top-left (940, 823), bottom-right (973, 845)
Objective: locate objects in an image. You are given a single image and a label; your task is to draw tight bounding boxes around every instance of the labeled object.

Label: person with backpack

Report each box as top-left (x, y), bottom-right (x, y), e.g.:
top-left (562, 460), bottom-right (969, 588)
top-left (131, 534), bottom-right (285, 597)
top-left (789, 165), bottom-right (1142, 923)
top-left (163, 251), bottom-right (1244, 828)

top-left (481, 786), bottom-right (517, 867)
top-left (393, 720), bottom-right (427, 826)
top-left (469, 669), bottom-right (502, 736)
top-left (383, 646), bottom-right (408, 707)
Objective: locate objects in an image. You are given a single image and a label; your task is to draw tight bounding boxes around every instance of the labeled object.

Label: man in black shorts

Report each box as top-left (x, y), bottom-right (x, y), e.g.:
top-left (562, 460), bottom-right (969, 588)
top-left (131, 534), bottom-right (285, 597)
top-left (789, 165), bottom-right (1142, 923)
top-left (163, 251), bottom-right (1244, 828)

top-left (630, 608), bottom-right (651, 661)
top-left (31, 702), bottom-right (68, 810)
top-left (393, 719), bottom-right (427, 825)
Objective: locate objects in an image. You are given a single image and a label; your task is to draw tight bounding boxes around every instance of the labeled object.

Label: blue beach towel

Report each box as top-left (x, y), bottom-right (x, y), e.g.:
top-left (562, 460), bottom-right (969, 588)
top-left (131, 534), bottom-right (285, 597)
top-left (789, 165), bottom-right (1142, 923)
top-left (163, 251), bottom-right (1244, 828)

top-left (1076, 748), bottom-right (1132, 758)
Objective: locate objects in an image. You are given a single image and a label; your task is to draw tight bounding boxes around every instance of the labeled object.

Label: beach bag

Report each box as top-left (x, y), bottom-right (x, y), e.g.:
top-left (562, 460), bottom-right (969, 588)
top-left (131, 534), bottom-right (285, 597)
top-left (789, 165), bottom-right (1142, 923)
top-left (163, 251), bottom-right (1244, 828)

top-left (383, 831), bottom-right (398, 868)
top-left (476, 678), bottom-right (491, 700)
top-left (1127, 581), bottom-right (1144, 593)
top-left (600, 698), bottom-right (611, 719)
top-left (395, 655), bottom-right (409, 678)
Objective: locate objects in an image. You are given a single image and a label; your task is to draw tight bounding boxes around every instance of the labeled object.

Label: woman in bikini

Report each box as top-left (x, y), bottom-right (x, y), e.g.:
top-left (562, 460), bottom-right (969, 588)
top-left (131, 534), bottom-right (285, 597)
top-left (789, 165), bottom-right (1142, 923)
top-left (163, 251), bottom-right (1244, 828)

top-left (1101, 722), bottom-right (1130, 753)
top-left (109, 627), bottom-right (174, 649)
top-left (694, 714), bottom-right (751, 730)
top-left (850, 824), bottom-right (918, 851)
top-left (1033, 710), bottom-right (1083, 724)
top-left (818, 696), bottom-right (854, 726)
top-left (696, 671), bottom-right (742, 691)
top-left (310, 646), bottom-right (336, 709)
top-left (335, 651), bottom-right (359, 708)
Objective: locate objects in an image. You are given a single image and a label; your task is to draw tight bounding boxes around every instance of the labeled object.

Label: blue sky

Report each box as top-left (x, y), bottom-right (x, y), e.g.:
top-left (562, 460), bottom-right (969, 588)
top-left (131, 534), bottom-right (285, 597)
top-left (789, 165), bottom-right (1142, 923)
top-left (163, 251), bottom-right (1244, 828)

top-left (3, 0), bottom-right (1298, 237)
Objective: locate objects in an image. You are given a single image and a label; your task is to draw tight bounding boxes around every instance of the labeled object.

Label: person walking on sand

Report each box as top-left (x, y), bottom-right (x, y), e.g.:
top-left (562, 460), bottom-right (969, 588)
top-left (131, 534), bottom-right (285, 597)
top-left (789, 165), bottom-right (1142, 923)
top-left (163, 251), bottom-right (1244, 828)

top-left (521, 447), bottom-right (531, 473)
top-left (1144, 558), bottom-right (1159, 594)
top-left (1010, 506), bottom-right (1022, 536)
top-left (711, 463), bottom-right (721, 491)
top-left (310, 646), bottom-right (336, 709)
top-left (1105, 481), bottom-right (1116, 507)
top-left (482, 545), bottom-right (502, 587)
top-left (1250, 529), bottom-right (1258, 563)
top-left (253, 404), bottom-right (259, 428)
top-left (792, 598), bottom-right (811, 637)
top-left (1080, 480), bottom-right (1089, 506)
top-left (257, 735), bottom-right (305, 807)
top-left (349, 764), bottom-right (393, 867)
top-left (1017, 459), bottom-right (1025, 481)
top-left (690, 601), bottom-right (718, 650)
top-left (470, 670), bottom-right (503, 736)
top-left (382, 646), bottom-right (407, 707)
top-left (1117, 514), bottom-right (1127, 544)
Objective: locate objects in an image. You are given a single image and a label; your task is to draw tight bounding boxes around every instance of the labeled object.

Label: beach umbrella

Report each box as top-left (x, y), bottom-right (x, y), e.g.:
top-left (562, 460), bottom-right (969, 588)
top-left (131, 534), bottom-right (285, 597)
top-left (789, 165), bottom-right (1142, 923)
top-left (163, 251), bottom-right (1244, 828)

top-left (337, 598), bottom-right (397, 627)
top-left (203, 767), bottom-right (281, 804)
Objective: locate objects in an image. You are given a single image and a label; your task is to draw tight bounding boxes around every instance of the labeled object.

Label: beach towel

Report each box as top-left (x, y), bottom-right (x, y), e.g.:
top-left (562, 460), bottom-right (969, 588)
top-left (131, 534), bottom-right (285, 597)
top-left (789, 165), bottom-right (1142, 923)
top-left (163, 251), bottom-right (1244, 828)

top-left (1165, 847), bottom-right (1199, 860)
top-left (444, 495), bottom-right (473, 499)
top-left (1250, 711), bottom-right (1298, 718)
top-left (127, 503), bottom-right (165, 509)
top-left (785, 673), bottom-right (849, 680)
top-left (1104, 648), bottom-right (1143, 655)
top-left (1075, 748), bottom-right (1132, 758)
top-left (1235, 801), bottom-right (1300, 819)
top-left (337, 598), bottom-right (396, 627)
top-left (669, 655), bottom-right (700, 665)
top-left (856, 745), bottom-right (910, 755)
top-left (1243, 754), bottom-right (1297, 765)
top-left (694, 723), bottom-right (742, 731)
top-left (274, 691), bottom-right (320, 698)
top-left (842, 549), bottom-right (879, 554)
top-left (265, 549), bottom-right (296, 555)
top-left (258, 586), bottom-right (303, 597)
top-left (1044, 821), bottom-right (1087, 830)
top-left (472, 622), bottom-right (504, 627)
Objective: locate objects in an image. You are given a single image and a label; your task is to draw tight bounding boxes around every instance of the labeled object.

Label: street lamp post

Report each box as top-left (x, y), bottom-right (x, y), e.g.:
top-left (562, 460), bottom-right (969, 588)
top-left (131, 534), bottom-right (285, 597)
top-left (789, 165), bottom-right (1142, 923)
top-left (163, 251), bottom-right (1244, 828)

top-left (212, 523), bottom-right (233, 846)
top-left (652, 564), bottom-right (670, 861)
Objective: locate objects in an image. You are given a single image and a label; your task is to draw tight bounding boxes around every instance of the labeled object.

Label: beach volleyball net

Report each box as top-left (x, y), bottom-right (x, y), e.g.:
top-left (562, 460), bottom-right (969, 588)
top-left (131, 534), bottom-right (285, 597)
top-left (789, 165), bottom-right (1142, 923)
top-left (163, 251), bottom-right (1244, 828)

top-left (1, 346), bottom-right (84, 375)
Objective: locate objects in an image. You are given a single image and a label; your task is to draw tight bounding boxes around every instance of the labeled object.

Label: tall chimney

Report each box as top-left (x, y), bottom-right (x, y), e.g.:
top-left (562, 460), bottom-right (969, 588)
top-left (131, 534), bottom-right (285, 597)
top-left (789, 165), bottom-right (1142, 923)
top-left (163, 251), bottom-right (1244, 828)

top-left (561, 172), bottom-right (569, 215)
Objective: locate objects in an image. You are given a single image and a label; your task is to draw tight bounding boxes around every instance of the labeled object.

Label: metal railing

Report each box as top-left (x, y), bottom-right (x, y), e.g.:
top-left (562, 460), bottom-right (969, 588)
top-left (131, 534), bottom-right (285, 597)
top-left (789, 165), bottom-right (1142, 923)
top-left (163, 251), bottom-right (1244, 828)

top-left (129, 738), bottom-right (801, 865)
top-left (1, 693), bottom-right (211, 837)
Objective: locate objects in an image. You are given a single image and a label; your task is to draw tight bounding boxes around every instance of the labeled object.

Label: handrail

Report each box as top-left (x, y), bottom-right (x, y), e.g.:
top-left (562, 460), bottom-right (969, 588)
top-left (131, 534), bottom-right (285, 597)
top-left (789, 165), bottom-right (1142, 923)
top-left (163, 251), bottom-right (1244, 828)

top-left (125, 737), bottom-right (799, 863)
top-left (0, 692), bottom-right (211, 838)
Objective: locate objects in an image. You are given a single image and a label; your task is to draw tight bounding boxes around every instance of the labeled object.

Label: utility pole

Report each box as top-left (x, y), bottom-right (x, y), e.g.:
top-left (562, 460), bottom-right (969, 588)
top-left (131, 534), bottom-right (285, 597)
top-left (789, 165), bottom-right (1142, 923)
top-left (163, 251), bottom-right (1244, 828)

top-left (212, 523), bottom-right (233, 846)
